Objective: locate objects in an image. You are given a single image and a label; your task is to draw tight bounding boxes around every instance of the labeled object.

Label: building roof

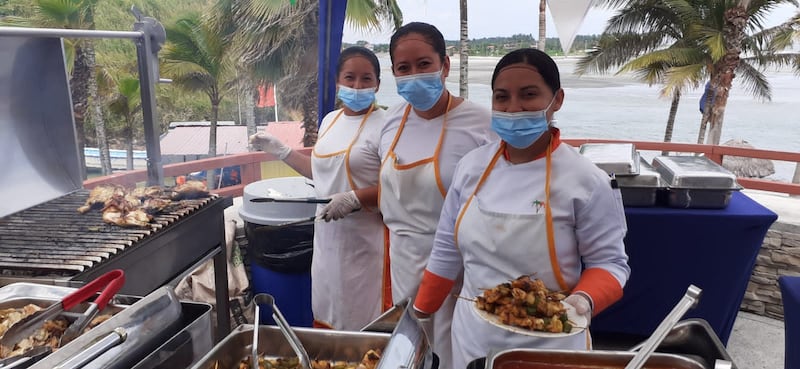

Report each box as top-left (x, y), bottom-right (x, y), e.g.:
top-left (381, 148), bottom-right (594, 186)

top-left (159, 121), bottom-right (305, 156)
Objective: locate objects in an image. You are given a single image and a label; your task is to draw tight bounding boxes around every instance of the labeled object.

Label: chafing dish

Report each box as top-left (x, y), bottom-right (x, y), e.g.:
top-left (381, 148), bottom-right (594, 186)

top-left (652, 156), bottom-right (741, 209)
top-left (15, 285), bottom-right (186, 369)
top-left (190, 324), bottom-right (391, 369)
top-left (360, 298), bottom-right (409, 333)
top-left (616, 159), bottom-right (666, 207)
top-left (579, 143), bottom-right (640, 176)
top-left (486, 348), bottom-right (705, 369)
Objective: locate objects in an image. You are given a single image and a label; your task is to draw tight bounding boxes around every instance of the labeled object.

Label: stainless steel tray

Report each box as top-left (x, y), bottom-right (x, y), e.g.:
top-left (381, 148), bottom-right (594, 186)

top-left (631, 319), bottom-right (734, 369)
top-left (487, 348), bottom-right (706, 369)
top-left (190, 324), bottom-right (391, 369)
top-left (617, 159), bottom-right (665, 207)
top-left (652, 156), bottom-right (738, 189)
top-left (360, 298), bottom-right (409, 333)
top-left (130, 300), bottom-right (213, 369)
top-left (579, 143), bottom-right (640, 176)
top-left (30, 285), bottom-right (184, 369)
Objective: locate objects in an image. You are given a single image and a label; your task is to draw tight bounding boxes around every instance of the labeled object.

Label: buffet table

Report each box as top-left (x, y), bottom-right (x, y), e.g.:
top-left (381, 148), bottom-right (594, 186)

top-left (591, 191), bottom-right (777, 345)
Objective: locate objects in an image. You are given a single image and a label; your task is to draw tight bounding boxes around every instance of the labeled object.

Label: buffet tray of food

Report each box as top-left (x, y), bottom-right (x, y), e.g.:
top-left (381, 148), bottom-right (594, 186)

top-left (615, 158), bottom-right (667, 207)
top-left (579, 143), bottom-right (640, 176)
top-left (486, 348), bottom-right (706, 369)
top-left (190, 324), bottom-right (392, 369)
top-left (652, 156), bottom-right (741, 209)
top-left (0, 282), bottom-right (212, 369)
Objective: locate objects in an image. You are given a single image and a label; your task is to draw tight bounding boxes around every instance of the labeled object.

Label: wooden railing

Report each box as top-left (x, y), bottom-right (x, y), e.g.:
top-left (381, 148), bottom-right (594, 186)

top-left (84, 141), bottom-right (800, 196)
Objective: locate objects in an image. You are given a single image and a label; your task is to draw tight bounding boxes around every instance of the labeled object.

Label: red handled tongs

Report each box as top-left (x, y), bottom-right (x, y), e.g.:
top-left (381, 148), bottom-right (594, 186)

top-left (0, 269), bottom-right (125, 351)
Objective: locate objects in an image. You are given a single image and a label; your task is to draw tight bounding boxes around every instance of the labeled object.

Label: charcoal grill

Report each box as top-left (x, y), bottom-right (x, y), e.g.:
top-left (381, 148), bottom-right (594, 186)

top-left (1, 19), bottom-right (233, 341)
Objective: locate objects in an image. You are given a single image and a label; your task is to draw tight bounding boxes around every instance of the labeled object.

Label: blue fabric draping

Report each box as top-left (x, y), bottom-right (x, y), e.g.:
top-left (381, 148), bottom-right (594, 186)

top-left (780, 276), bottom-right (800, 369)
top-left (591, 192), bottom-right (777, 345)
top-left (317, 0), bottom-right (347, 126)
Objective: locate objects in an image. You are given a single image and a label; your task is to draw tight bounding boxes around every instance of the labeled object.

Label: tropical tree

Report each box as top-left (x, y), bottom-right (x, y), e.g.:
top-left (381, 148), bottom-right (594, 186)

top-left (214, 0), bottom-right (402, 147)
top-left (107, 76), bottom-right (142, 170)
top-left (1, 0), bottom-right (111, 178)
top-left (538, 0), bottom-right (546, 51)
top-left (580, 0), bottom-right (798, 145)
top-left (459, 0), bottom-right (468, 98)
top-left (161, 12), bottom-right (238, 187)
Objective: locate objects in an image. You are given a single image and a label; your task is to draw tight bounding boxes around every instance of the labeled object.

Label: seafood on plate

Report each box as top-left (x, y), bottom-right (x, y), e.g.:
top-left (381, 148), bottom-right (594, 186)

top-left (475, 275), bottom-right (572, 334)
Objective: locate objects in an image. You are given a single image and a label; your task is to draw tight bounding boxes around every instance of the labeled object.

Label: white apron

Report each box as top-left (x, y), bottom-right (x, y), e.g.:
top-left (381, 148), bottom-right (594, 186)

top-left (311, 107), bottom-right (389, 331)
top-left (379, 98), bottom-right (459, 369)
top-left (451, 142), bottom-right (590, 369)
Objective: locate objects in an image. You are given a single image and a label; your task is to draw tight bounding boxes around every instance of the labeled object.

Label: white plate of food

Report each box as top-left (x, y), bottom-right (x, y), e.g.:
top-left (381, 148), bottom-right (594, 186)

top-left (473, 299), bottom-right (586, 338)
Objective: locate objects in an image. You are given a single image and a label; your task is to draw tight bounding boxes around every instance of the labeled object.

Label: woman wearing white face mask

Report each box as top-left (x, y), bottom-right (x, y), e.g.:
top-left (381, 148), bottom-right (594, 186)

top-left (249, 47), bottom-right (389, 330)
top-left (377, 22), bottom-right (495, 369)
top-left (412, 48), bottom-right (631, 369)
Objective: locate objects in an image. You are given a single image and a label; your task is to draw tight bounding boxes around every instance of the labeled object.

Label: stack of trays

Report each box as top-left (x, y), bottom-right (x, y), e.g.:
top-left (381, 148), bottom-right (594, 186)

top-left (652, 155), bottom-right (742, 209)
top-left (580, 143), bottom-right (667, 207)
top-left (579, 143), bottom-right (640, 177)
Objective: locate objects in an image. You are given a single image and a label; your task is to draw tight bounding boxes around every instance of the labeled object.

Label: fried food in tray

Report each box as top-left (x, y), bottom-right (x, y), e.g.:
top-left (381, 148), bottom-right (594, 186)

top-left (76, 180), bottom-right (209, 227)
top-left (233, 348), bottom-right (381, 369)
top-left (475, 275), bottom-right (573, 334)
top-left (0, 304), bottom-right (113, 358)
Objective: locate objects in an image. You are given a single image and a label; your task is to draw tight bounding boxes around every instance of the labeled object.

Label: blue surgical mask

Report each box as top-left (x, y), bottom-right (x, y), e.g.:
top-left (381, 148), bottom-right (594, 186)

top-left (491, 97), bottom-right (556, 149)
top-left (395, 69), bottom-right (444, 111)
top-left (337, 85), bottom-right (376, 112)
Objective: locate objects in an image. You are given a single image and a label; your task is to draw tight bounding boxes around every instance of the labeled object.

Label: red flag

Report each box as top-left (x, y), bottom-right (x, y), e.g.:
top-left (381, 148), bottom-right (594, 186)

top-left (257, 83), bottom-right (276, 108)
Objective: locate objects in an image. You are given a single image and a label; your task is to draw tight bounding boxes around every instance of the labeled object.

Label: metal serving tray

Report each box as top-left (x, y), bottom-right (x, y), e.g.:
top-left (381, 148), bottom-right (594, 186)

top-left (652, 156), bottom-right (741, 209)
top-left (360, 298), bottom-right (409, 333)
top-left (630, 319), bottom-right (734, 369)
top-left (190, 324), bottom-right (391, 369)
top-left (130, 300), bottom-right (213, 369)
top-left (616, 159), bottom-right (665, 207)
top-left (30, 286), bottom-right (184, 369)
top-left (487, 348), bottom-right (705, 369)
top-left (652, 156), bottom-right (738, 189)
top-left (579, 143), bottom-right (640, 176)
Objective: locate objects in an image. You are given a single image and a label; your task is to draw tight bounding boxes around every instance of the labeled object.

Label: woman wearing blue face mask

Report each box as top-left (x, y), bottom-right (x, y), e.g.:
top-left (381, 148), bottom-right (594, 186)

top-left (413, 48), bottom-right (631, 369)
top-left (377, 22), bottom-right (495, 369)
top-left (249, 46), bottom-right (389, 331)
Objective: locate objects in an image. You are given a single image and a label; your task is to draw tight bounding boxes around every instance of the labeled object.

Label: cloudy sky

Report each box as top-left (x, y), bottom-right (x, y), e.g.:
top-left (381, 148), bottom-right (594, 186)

top-left (342, 0), bottom-right (800, 44)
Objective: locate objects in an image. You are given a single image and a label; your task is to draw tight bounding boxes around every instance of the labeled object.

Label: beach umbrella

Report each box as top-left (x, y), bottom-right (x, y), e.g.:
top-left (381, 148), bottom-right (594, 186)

top-left (547, 0), bottom-right (594, 54)
top-left (721, 139), bottom-right (775, 178)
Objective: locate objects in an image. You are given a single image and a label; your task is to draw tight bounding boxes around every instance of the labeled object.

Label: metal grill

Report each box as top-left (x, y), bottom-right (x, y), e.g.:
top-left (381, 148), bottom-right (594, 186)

top-left (0, 190), bottom-right (226, 281)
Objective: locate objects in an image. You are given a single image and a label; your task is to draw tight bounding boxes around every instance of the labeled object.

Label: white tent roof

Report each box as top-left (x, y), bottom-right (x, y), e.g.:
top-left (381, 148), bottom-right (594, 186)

top-left (547, 0), bottom-right (595, 53)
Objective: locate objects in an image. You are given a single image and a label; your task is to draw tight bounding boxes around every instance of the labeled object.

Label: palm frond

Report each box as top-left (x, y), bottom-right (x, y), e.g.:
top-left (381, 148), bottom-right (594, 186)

top-left (734, 60), bottom-right (772, 101)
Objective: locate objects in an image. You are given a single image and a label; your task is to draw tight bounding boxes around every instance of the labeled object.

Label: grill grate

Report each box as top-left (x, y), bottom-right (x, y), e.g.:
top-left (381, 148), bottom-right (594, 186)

top-left (0, 190), bottom-right (217, 277)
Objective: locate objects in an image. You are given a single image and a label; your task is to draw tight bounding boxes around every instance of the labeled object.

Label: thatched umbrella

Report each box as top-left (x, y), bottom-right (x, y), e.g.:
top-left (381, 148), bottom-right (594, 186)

top-left (721, 139), bottom-right (775, 178)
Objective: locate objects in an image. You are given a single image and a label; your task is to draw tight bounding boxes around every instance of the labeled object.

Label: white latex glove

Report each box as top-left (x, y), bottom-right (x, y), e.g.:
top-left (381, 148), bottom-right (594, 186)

top-left (317, 191), bottom-right (361, 222)
top-left (249, 132), bottom-right (291, 160)
top-left (564, 292), bottom-right (593, 328)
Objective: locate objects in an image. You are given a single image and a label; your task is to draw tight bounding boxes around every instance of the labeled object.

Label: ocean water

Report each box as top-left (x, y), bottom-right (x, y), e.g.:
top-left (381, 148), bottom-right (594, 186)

top-left (373, 56), bottom-right (800, 182)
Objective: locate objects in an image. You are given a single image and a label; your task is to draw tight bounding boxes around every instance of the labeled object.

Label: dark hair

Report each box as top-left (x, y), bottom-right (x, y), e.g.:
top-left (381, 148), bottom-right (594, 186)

top-left (491, 48), bottom-right (561, 93)
top-left (338, 46), bottom-right (381, 80)
top-left (389, 22), bottom-right (446, 64)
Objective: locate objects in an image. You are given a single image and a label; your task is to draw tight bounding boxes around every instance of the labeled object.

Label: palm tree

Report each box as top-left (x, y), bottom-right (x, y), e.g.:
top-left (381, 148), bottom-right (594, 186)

top-left (538, 0), bottom-right (546, 51)
top-left (1, 0), bottom-right (110, 178)
top-left (161, 12), bottom-right (238, 188)
top-left (459, 0), bottom-right (468, 98)
top-left (213, 0), bottom-right (402, 146)
top-left (107, 76), bottom-right (142, 170)
top-left (580, 0), bottom-right (795, 145)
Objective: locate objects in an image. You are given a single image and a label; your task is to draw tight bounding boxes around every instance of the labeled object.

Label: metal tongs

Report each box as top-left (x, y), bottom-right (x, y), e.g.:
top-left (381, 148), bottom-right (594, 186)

top-left (0, 269), bottom-right (125, 352)
top-left (250, 197), bottom-right (331, 204)
top-left (252, 293), bottom-right (311, 369)
top-left (0, 346), bottom-right (51, 369)
top-left (624, 284), bottom-right (702, 369)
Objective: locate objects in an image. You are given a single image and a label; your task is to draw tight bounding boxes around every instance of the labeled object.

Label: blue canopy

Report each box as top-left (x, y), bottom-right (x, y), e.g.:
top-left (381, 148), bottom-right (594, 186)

top-left (317, 0), bottom-right (347, 126)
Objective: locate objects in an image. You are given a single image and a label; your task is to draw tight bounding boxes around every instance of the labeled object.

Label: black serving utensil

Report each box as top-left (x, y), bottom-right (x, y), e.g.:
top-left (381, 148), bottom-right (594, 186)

top-left (249, 197), bottom-right (331, 204)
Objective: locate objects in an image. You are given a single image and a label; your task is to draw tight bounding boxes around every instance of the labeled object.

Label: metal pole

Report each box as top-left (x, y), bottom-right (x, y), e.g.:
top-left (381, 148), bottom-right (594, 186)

top-left (0, 27), bottom-right (141, 40)
top-left (134, 23), bottom-right (164, 186)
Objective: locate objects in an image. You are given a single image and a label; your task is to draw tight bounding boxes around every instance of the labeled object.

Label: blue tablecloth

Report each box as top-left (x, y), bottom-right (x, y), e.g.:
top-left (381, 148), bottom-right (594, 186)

top-left (779, 276), bottom-right (800, 369)
top-left (591, 191), bottom-right (777, 345)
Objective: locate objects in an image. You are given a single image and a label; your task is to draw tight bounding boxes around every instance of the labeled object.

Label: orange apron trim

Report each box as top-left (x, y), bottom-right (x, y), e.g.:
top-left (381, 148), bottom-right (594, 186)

top-left (312, 320), bottom-right (334, 329)
top-left (382, 225), bottom-right (393, 311)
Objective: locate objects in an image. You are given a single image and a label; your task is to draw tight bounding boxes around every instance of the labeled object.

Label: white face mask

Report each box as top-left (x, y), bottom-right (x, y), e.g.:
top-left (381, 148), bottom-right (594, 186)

top-left (394, 69), bottom-right (444, 111)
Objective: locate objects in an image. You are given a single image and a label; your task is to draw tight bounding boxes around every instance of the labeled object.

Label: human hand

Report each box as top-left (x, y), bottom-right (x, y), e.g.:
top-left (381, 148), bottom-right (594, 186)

top-left (564, 292), bottom-right (593, 327)
top-left (317, 191), bottom-right (361, 222)
top-left (412, 309), bottom-right (434, 346)
top-left (249, 132), bottom-right (291, 160)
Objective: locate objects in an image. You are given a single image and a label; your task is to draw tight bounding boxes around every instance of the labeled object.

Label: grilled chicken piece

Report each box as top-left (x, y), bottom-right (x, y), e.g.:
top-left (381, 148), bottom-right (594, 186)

top-left (101, 205), bottom-right (126, 226)
top-left (123, 209), bottom-right (152, 227)
top-left (0, 304), bottom-right (41, 337)
top-left (172, 180), bottom-right (209, 200)
top-left (77, 185), bottom-right (125, 213)
top-left (130, 185), bottom-right (167, 199)
top-left (141, 197), bottom-right (171, 214)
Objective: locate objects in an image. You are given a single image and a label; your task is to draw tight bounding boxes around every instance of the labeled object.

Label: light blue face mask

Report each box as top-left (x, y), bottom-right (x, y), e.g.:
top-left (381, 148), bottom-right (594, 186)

top-left (491, 97), bottom-right (556, 149)
top-left (395, 69), bottom-right (444, 111)
top-left (337, 85), bottom-right (376, 112)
